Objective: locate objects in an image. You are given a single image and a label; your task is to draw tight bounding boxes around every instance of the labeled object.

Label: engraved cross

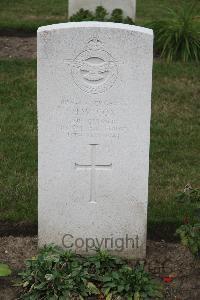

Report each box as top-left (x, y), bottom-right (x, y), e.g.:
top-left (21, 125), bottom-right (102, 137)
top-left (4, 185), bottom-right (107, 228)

top-left (75, 144), bottom-right (112, 203)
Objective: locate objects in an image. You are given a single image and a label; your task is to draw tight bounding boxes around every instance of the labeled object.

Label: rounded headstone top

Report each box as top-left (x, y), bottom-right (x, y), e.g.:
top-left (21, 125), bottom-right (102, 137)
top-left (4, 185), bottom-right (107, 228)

top-left (37, 21), bottom-right (153, 36)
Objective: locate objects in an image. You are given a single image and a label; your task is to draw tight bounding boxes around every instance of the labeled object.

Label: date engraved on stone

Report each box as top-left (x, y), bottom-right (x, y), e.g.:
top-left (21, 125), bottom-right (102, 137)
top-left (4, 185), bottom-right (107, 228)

top-left (71, 38), bottom-right (118, 94)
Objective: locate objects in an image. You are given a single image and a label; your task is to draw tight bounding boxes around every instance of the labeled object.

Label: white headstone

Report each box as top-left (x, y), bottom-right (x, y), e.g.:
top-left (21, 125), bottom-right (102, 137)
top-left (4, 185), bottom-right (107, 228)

top-left (38, 22), bottom-right (153, 259)
top-left (68, 0), bottom-right (136, 20)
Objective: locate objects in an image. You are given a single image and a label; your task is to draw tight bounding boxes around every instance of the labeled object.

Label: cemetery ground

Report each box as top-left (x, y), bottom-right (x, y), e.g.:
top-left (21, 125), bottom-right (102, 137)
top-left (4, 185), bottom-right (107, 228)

top-left (1, 59), bottom-right (200, 229)
top-left (1, 55), bottom-right (200, 299)
top-left (0, 237), bottom-right (200, 299)
top-left (0, 37), bottom-right (36, 59)
top-left (1, 0), bottom-right (200, 34)
top-left (0, 1), bottom-right (200, 299)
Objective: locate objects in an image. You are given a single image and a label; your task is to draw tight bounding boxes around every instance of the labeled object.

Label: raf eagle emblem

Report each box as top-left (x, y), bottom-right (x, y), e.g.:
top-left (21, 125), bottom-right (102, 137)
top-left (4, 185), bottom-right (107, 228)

top-left (71, 38), bottom-right (118, 94)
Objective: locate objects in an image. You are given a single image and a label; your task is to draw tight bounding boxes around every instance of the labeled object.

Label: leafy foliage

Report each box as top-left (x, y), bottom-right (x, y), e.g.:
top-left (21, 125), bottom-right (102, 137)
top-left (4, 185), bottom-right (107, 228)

top-left (83, 249), bottom-right (124, 280)
top-left (175, 184), bottom-right (200, 257)
top-left (176, 223), bottom-right (200, 257)
top-left (0, 263), bottom-right (11, 277)
top-left (18, 245), bottom-right (162, 299)
top-left (18, 245), bottom-right (99, 299)
top-left (147, 3), bottom-right (200, 62)
top-left (175, 184), bottom-right (200, 204)
top-left (69, 6), bottom-right (134, 25)
top-left (102, 265), bottom-right (163, 300)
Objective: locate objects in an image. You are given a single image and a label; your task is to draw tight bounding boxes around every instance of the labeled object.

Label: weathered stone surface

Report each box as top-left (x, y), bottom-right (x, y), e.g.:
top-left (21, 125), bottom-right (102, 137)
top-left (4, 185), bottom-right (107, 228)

top-left (37, 22), bottom-right (153, 258)
top-left (68, 0), bottom-right (136, 20)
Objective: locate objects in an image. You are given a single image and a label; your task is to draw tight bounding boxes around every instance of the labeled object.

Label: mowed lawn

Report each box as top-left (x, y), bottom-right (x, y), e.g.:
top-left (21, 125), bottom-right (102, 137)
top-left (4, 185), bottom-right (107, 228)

top-left (0, 59), bottom-right (200, 225)
top-left (1, 0), bottom-right (199, 31)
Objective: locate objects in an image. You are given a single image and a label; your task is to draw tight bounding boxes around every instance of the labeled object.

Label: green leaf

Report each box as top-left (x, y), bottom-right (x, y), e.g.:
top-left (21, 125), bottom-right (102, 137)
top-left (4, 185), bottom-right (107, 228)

top-left (134, 292), bottom-right (140, 300)
top-left (45, 273), bottom-right (54, 281)
top-left (0, 263), bottom-right (11, 277)
top-left (118, 285), bottom-right (125, 293)
top-left (23, 281), bottom-right (29, 288)
top-left (87, 282), bottom-right (100, 295)
top-left (106, 294), bottom-right (113, 300)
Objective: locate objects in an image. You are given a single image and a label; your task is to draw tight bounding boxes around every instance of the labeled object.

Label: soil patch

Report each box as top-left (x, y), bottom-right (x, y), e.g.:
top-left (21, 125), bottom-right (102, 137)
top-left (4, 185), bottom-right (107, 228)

top-left (0, 222), bottom-right (37, 237)
top-left (0, 236), bottom-right (199, 300)
top-left (0, 36), bottom-right (36, 58)
top-left (0, 221), bottom-right (180, 243)
top-left (0, 236), bottom-right (37, 300)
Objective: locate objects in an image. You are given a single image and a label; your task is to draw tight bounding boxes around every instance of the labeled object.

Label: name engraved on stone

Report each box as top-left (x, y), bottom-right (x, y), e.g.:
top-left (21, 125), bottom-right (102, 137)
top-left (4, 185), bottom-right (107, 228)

top-left (58, 96), bottom-right (128, 139)
top-left (75, 144), bottom-right (112, 203)
top-left (71, 38), bottom-right (118, 94)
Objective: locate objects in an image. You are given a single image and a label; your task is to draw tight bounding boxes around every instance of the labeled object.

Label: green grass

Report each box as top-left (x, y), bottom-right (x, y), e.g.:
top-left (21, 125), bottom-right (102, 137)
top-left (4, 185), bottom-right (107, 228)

top-left (137, 0), bottom-right (200, 25)
top-left (0, 60), bottom-right (37, 222)
top-left (0, 59), bottom-right (200, 225)
top-left (0, 0), bottom-right (199, 32)
top-left (149, 61), bottom-right (200, 224)
top-left (0, 0), bottom-right (67, 32)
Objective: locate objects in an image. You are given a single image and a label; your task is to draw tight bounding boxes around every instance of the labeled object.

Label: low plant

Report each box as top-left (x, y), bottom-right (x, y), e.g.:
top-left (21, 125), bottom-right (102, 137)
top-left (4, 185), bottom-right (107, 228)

top-left (102, 265), bottom-right (163, 300)
top-left (147, 3), bottom-right (200, 62)
top-left (0, 263), bottom-right (11, 277)
top-left (83, 249), bottom-right (124, 280)
top-left (95, 6), bottom-right (108, 21)
top-left (69, 6), bottom-right (134, 25)
top-left (18, 245), bottom-right (99, 299)
top-left (18, 245), bottom-right (162, 299)
top-left (175, 184), bottom-right (200, 204)
top-left (176, 223), bottom-right (200, 257)
top-left (175, 184), bottom-right (200, 257)
top-left (69, 8), bottom-right (94, 22)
